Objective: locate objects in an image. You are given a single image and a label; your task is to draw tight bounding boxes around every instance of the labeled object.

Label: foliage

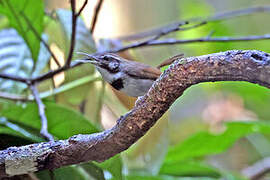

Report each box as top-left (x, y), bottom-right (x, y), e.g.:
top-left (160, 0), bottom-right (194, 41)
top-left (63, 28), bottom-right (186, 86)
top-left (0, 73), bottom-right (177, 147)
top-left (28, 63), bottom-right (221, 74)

top-left (0, 0), bottom-right (44, 61)
top-left (0, 0), bottom-right (269, 180)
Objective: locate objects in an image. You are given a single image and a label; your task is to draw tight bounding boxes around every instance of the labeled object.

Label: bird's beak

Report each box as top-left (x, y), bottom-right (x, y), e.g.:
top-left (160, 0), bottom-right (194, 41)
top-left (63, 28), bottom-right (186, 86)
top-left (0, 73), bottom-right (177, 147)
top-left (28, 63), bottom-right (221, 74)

top-left (75, 52), bottom-right (101, 65)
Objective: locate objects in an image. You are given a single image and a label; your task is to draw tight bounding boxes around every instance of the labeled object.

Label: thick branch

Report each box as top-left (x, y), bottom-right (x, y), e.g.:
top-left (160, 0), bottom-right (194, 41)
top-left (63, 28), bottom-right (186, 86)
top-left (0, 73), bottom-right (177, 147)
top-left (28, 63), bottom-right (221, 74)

top-left (0, 50), bottom-right (269, 177)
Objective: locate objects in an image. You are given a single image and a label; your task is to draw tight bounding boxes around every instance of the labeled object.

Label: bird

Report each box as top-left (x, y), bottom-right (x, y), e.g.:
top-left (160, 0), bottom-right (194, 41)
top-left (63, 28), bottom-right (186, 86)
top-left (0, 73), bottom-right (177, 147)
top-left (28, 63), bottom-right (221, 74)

top-left (76, 52), bottom-right (184, 97)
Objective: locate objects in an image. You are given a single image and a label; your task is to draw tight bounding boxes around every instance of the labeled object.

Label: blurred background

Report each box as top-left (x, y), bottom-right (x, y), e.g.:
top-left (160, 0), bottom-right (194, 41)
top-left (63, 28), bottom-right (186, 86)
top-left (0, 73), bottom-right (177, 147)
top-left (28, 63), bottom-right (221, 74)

top-left (0, 0), bottom-right (270, 179)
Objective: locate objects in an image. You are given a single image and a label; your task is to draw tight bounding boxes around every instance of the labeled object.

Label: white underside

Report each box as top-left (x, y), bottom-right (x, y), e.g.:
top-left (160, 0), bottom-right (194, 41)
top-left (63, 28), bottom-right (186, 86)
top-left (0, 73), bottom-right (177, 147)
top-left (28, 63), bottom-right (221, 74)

top-left (96, 66), bottom-right (154, 97)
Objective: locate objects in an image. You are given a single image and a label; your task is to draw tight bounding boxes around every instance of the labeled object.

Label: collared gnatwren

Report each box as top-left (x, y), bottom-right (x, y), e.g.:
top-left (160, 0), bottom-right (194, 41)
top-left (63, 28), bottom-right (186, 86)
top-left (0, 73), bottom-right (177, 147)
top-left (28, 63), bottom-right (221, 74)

top-left (76, 53), bottom-right (183, 97)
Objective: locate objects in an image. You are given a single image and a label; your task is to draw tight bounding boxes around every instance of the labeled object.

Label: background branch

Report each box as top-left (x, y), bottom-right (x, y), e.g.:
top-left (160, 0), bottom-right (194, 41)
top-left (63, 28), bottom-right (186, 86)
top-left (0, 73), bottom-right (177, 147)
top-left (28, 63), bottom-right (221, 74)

top-left (107, 21), bottom-right (207, 53)
top-left (117, 6), bottom-right (270, 41)
top-left (242, 157), bottom-right (270, 180)
top-left (117, 33), bottom-right (270, 50)
top-left (65, 0), bottom-right (88, 66)
top-left (0, 75), bottom-right (101, 102)
top-left (90, 0), bottom-right (104, 34)
top-left (0, 50), bottom-right (269, 177)
top-left (30, 84), bottom-right (54, 141)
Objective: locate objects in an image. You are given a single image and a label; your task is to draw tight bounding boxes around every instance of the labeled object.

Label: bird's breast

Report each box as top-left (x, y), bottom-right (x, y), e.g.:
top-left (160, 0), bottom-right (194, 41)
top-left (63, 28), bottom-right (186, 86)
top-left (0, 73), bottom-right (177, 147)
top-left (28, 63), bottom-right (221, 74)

top-left (119, 78), bottom-right (154, 97)
top-left (96, 66), bottom-right (154, 97)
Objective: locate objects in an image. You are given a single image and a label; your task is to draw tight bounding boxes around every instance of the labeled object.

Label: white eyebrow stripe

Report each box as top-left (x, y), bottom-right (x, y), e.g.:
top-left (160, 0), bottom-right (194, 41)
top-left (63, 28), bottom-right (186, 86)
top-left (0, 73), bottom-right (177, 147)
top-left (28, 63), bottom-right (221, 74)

top-left (103, 54), bottom-right (121, 61)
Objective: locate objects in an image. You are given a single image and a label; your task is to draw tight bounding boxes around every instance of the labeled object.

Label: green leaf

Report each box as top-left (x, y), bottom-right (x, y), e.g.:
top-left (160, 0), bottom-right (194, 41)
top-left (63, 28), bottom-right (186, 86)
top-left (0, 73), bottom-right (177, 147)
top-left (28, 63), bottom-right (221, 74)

top-left (0, 124), bottom-right (25, 139)
top-left (159, 160), bottom-right (220, 178)
top-left (96, 155), bottom-right (123, 180)
top-left (37, 164), bottom-right (104, 180)
top-left (0, 28), bottom-right (50, 93)
top-left (0, 0), bottom-right (44, 61)
top-left (165, 121), bottom-right (270, 164)
top-left (80, 163), bottom-right (105, 180)
top-left (118, 175), bottom-right (217, 180)
top-left (1, 101), bottom-right (99, 139)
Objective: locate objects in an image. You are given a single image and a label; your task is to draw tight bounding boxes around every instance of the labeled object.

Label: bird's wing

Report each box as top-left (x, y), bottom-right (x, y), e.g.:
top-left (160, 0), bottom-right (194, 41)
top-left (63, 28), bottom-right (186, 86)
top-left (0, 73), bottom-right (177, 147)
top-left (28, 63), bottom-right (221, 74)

top-left (124, 61), bottom-right (162, 80)
top-left (157, 53), bottom-right (184, 69)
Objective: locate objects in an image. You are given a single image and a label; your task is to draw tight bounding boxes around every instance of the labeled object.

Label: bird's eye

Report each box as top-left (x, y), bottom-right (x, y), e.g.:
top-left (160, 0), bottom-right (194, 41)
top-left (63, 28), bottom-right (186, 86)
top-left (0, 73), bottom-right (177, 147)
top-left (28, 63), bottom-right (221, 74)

top-left (109, 62), bottom-right (119, 72)
top-left (103, 55), bottom-right (110, 61)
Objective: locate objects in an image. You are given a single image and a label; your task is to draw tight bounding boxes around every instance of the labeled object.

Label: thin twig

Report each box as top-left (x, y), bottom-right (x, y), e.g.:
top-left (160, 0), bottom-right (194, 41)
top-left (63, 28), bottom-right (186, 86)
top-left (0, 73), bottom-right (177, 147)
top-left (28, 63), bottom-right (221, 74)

top-left (90, 0), bottom-right (104, 34)
top-left (77, 0), bottom-right (88, 17)
top-left (0, 76), bottom-right (101, 102)
top-left (0, 92), bottom-right (27, 101)
top-left (20, 12), bottom-right (61, 67)
top-left (65, 0), bottom-right (77, 67)
top-left (242, 157), bottom-right (270, 180)
top-left (145, 34), bottom-right (270, 47)
top-left (32, 60), bottom-right (82, 83)
top-left (108, 21), bottom-right (204, 53)
top-left (30, 84), bottom-right (54, 141)
top-left (65, 0), bottom-right (88, 67)
top-left (117, 6), bottom-right (270, 41)
top-left (0, 73), bottom-right (30, 84)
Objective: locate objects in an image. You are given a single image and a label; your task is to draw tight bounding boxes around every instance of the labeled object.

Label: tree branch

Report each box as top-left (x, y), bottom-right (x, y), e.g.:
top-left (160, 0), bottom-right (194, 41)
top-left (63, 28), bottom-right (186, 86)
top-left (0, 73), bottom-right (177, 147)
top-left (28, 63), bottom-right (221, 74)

top-left (0, 50), bottom-right (269, 177)
top-left (114, 33), bottom-right (270, 50)
top-left (65, 0), bottom-right (77, 67)
top-left (65, 0), bottom-right (88, 67)
top-left (0, 92), bottom-right (27, 101)
top-left (242, 157), bottom-right (270, 180)
top-left (107, 21), bottom-right (207, 53)
top-left (90, 0), bottom-right (104, 34)
top-left (30, 84), bottom-right (54, 141)
top-left (77, 0), bottom-right (88, 17)
top-left (117, 6), bottom-right (270, 41)
top-left (0, 76), bottom-right (101, 102)
top-left (0, 74), bottom-right (30, 84)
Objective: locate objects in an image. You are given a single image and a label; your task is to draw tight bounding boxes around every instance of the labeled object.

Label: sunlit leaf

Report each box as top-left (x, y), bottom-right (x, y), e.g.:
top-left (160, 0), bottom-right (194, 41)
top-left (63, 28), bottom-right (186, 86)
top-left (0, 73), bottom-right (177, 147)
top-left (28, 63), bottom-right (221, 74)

top-left (0, 0), bottom-right (44, 61)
